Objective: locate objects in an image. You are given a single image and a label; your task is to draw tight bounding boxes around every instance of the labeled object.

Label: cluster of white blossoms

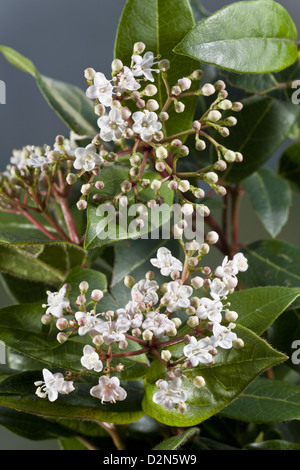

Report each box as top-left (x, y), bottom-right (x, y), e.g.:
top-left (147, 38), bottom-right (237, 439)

top-left (36, 245), bottom-right (248, 413)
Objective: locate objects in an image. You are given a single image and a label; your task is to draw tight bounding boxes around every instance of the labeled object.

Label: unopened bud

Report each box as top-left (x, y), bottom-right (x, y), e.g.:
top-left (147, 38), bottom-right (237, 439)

top-left (66, 173), bottom-right (77, 185)
top-left (207, 110), bottom-right (222, 122)
top-left (142, 329), bottom-right (153, 341)
top-left (119, 340), bottom-right (129, 350)
top-left (91, 289), bottom-right (103, 302)
top-left (178, 77), bottom-right (192, 91)
top-left (224, 150), bottom-right (236, 163)
top-left (158, 59), bottom-right (170, 71)
top-left (191, 276), bottom-right (204, 289)
top-left (146, 99), bottom-right (159, 111)
top-left (133, 42), bottom-right (146, 54)
top-left (94, 103), bottom-right (106, 116)
top-left (121, 180), bottom-right (132, 192)
top-left (174, 101), bottom-right (185, 113)
top-left (225, 310), bottom-right (239, 322)
top-left (84, 67), bottom-right (96, 81)
top-left (124, 275), bottom-right (135, 289)
top-left (161, 350), bottom-right (172, 362)
top-left (159, 111), bottom-right (169, 121)
top-left (76, 199), bottom-right (87, 211)
top-left (81, 183), bottom-right (92, 195)
top-left (195, 139), bottom-right (206, 151)
top-left (144, 84), bottom-right (158, 96)
top-left (57, 332), bottom-right (68, 344)
top-left (201, 83), bottom-right (215, 96)
top-left (111, 59), bottom-right (123, 74)
top-left (204, 172), bottom-right (218, 185)
top-left (56, 318), bottom-right (69, 331)
top-left (156, 146), bottom-right (168, 160)
top-left (232, 338), bottom-right (244, 349)
top-left (41, 313), bottom-right (53, 325)
top-left (193, 376), bottom-right (206, 388)
top-left (214, 160), bottom-right (227, 172)
top-left (187, 316), bottom-right (199, 328)
top-left (178, 180), bottom-right (190, 192)
top-left (206, 231), bottom-right (219, 245)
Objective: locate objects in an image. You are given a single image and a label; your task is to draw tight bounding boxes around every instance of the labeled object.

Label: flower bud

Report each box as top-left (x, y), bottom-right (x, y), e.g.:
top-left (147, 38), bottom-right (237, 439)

top-left (133, 42), bottom-right (146, 54)
top-left (158, 59), bottom-right (170, 71)
top-left (172, 318), bottom-right (182, 328)
top-left (171, 139), bottom-right (182, 149)
top-left (195, 139), bottom-right (206, 151)
top-left (95, 180), bottom-right (105, 191)
top-left (91, 289), bottom-right (103, 302)
top-left (193, 376), bottom-right (206, 388)
top-left (57, 332), bottom-right (68, 344)
top-left (161, 350), bottom-right (172, 362)
top-left (94, 103), bottom-right (106, 116)
top-left (81, 184), bottom-right (92, 195)
top-left (124, 275), bottom-right (135, 289)
top-left (171, 85), bottom-right (182, 96)
top-left (204, 172), bottom-right (218, 185)
top-left (177, 402), bottom-right (187, 414)
top-left (200, 83), bottom-right (215, 96)
top-left (158, 111), bottom-right (169, 121)
top-left (181, 203), bottom-right (194, 216)
top-left (192, 120), bottom-right (201, 131)
top-left (174, 101), bottom-right (185, 113)
top-left (216, 186), bottom-right (227, 197)
top-left (224, 150), bottom-right (236, 163)
top-left (214, 160), bottom-right (227, 172)
top-left (178, 180), bottom-right (190, 193)
top-left (205, 231), bottom-right (219, 245)
top-left (190, 69), bottom-right (203, 80)
top-left (93, 335), bottom-right (104, 346)
top-left (144, 84), bottom-right (158, 96)
top-left (136, 99), bottom-right (146, 109)
top-left (154, 131), bottom-right (164, 141)
top-left (116, 363), bottom-right (125, 372)
top-left (218, 99), bottom-right (232, 110)
top-left (79, 281), bottom-right (89, 294)
top-left (191, 276), bottom-right (204, 289)
top-left (168, 180), bottom-right (178, 191)
top-left (48, 150), bottom-right (61, 162)
top-left (225, 310), bottom-right (239, 322)
top-left (146, 99), bottom-right (159, 111)
top-left (193, 187), bottom-right (205, 199)
top-left (178, 77), bottom-right (192, 91)
top-left (156, 146), bottom-right (168, 160)
top-left (142, 329), bottom-right (153, 341)
top-left (187, 316), bottom-right (199, 328)
top-left (76, 199), bottom-right (87, 211)
top-left (200, 243), bottom-right (210, 255)
top-left (178, 145), bottom-right (189, 157)
top-left (165, 325), bottom-right (177, 337)
top-left (56, 318), bottom-right (69, 331)
top-left (55, 135), bottom-right (64, 145)
top-left (151, 179), bottom-right (161, 191)
top-left (235, 152), bottom-right (243, 162)
top-left (207, 110), bottom-right (222, 122)
top-left (232, 102), bottom-right (243, 112)
top-left (121, 180), bottom-right (132, 192)
top-left (224, 116), bottom-right (238, 127)
top-left (66, 173), bottom-right (78, 185)
top-left (111, 59), bottom-right (123, 74)
top-left (232, 338), bottom-right (244, 349)
top-left (214, 80), bottom-right (226, 91)
top-left (132, 328), bottom-right (142, 337)
top-left (119, 340), bottom-right (129, 350)
top-left (41, 313), bottom-right (53, 325)
top-left (121, 107), bottom-right (132, 120)
top-left (84, 67), bottom-right (96, 81)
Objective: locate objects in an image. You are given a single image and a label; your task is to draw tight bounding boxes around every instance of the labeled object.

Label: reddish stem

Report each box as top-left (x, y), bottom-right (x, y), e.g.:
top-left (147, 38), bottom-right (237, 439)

top-left (22, 211), bottom-right (58, 240)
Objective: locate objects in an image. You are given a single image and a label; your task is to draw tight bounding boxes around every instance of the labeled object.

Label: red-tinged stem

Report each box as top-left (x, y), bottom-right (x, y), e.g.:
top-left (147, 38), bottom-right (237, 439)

top-left (98, 422), bottom-right (125, 451)
top-left (42, 212), bottom-right (71, 242)
top-left (59, 197), bottom-right (80, 244)
top-left (150, 347), bottom-right (168, 366)
top-left (22, 211), bottom-right (58, 240)
top-left (125, 333), bottom-right (147, 346)
top-left (111, 346), bottom-right (149, 359)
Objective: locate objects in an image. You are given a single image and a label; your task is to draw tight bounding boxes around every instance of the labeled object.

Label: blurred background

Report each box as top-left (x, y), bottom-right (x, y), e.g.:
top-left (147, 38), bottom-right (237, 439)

top-left (0, 0), bottom-right (299, 449)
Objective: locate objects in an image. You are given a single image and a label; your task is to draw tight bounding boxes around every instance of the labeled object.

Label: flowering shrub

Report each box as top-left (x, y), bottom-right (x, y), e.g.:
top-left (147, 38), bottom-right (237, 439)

top-left (0, 0), bottom-right (300, 452)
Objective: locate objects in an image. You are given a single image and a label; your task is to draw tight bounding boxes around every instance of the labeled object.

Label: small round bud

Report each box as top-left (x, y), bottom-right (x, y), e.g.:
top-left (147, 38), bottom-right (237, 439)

top-left (193, 376), bottom-right (206, 388)
top-left (192, 120), bottom-right (201, 131)
top-left (156, 146), bottom-right (168, 160)
top-left (76, 295), bottom-right (86, 306)
top-left (151, 179), bottom-right (161, 191)
top-left (55, 135), bottom-right (64, 145)
top-left (136, 99), bottom-right (146, 109)
top-left (195, 139), bottom-right (206, 151)
top-left (133, 42), bottom-right (146, 54)
top-left (191, 276), bottom-right (204, 289)
top-left (174, 101), bottom-right (185, 113)
top-left (57, 332), bottom-right (68, 344)
top-left (218, 99), bottom-right (232, 110)
top-left (93, 335), bottom-right (104, 346)
top-left (207, 110), bottom-right (222, 122)
top-left (172, 318), bottom-right (182, 328)
top-left (225, 310), bottom-right (239, 322)
top-left (216, 186), bottom-right (227, 197)
top-left (144, 84), bottom-right (158, 96)
top-left (94, 103), bottom-right (106, 116)
top-left (214, 160), bottom-right (227, 172)
top-left (95, 180), bottom-right (105, 191)
top-left (181, 203), bottom-right (194, 216)
top-left (232, 338), bottom-right (244, 349)
top-left (121, 180), bottom-right (132, 192)
top-left (66, 173), bottom-right (78, 185)
top-left (173, 224), bottom-right (184, 238)
top-left (158, 59), bottom-right (170, 71)
top-left (146, 99), bottom-right (159, 111)
top-left (177, 402), bottom-right (187, 414)
top-left (91, 289), bottom-right (103, 302)
top-left (201, 83), bottom-right (215, 96)
top-left (84, 67), bottom-right (96, 81)
top-left (178, 145), bottom-right (189, 157)
top-left (214, 80), bottom-right (226, 91)
top-left (155, 161), bottom-right (165, 172)
top-left (79, 281), bottom-right (89, 293)
top-left (187, 316), bottom-right (199, 328)
top-left (161, 350), bottom-right (172, 362)
top-left (178, 180), bottom-right (190, 192)
top-left (56, 318), bottom-right (69, 331)
top-left (165, 371), bottom-right (175, 381)
top-left (121, 107), bottom-right (132, 120)
top-left (76, 199), bottom-right (87, 211)
top-left (116, 363), bottom-right (125, 372)
top-left (111, 59), bottom-right (123, 74)
top-left (145, 270), bottom-right (155, 281)
top-left (154, 131), bottom-right (164, 141)
top-left (190, 69), bottom-right (203, 80)
top-left (205, 231), bottom-right (219, 245)
top-left (81, 183), bottom-right (92, 195)
top-left (41, 313), bottom-right (53, 325)
top-left (165, 325), bottom-right (177, 337)
top-left (168, 180), bottom-right (178, 191)
top-left (119, 340), bottom-right (129, 350)
top-left (142, 329), bottom-right (154, 341)
top-left (130, 155), bottom-right (141, 167)
top-left (204, 171), bottom-right (218, 185)
top-left (131, 91), bottom-right (141, 101)
top-left (188, 257), bottom-right (199, 267)
top-left (171, 85), bottom-right (182, 96)
top-left (47, 150), bottom-right (61, 162)
top-left (224, 150), bottom-right (236, 163)
top-left (132, 328), bottom-right (142, 337)
top-left (199, 243), bottom-right (210, 255)
top-left (224, 116), bottom-right (238, 127)
top-left (235, 152), bottom-right (243, 162)
top-left (140, 179), bottom-right (150, 189)
top-left (178, 77), bottom-right (192, 91)
top-left (232, 102), bottom-right (243, 112)
top-left (193, 187), bottom-right (205, 199)
top-left (158, 111), bottom-right (169, 122)
top-left (124, 275), bottom-right (135, 289)
top-left (129, 166), bottom-right (140, 177)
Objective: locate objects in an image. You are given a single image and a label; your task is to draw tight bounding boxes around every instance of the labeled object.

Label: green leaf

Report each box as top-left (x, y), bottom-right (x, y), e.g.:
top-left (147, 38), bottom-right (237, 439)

top-left (228, 286), bottom-right (300, 336)
top-left (239, 239), bottom-right (300, 289)
top-left (153, 427), bottom-right (199, 450)
top-left (0, 371), bottom-right (144, 425)
top-left (143, 325), bottom-right (286, 426)
top-left (0, 407), bottom-right (73, 441)
top-left (243, 169), bottom-right (292, 237)
top-left (0, 46), bottom-right (97, 136)
top-left (268, 309), bottom-right (300, 372)
top-left (221, 378), bottom-right (300, 423)
top-left (84, 166), bottom-right (174, 249)
top-left (0, 301), bottom-right (148, 381)
top-left (0, 235), bottom-right (86, 285)
top-left (216, 95), bottom-right (299, 183)
top-left (114, 0), bottom-right (199, 138)
top-left (174, 0), bottom-right (298, 74)
top-left (279, 141), bottom-right (300, 192)
top-left (245, 440), bottom-right (300, 450)
top-left (59, 438), bottom-right (90, 450)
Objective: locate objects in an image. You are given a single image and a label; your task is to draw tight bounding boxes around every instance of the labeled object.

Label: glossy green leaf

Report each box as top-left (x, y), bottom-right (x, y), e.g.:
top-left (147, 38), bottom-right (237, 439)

top-left (221, 378), bottom-right (300, 423)
top-left (153, 427), bottom-right (199, 450)
top-left (0, 234), bottom-right (86, 285)
top-left (268, 309), bottom-right (300, 372)
top-left (143, 325), bottom-right (286, 426)
top-left (0, 371), bottom-right (144, 425)
top-left (174, 0), bottom-right (298, 74)
top-left (0, 301), bottom-right (148, 381)
top-left (243, 169), bottom-right (292, 237)
top-left (216, 96), bottom-right (299, 183)
top-left (239, 240), bottom-right (300, 289)
top-left (0, 45), bottom-right (97, 136)
top-left (279, 141), bottom-right (300, 192)
top-left (228, 286), bottom-right (300, 336)
top-left (84, 166), bottom-right (174, 250)
top-left (114, 0), bottom-right (199, 138)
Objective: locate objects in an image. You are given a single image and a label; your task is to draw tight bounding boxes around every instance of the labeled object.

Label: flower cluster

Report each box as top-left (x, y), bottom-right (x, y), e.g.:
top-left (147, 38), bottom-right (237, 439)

top-left (36, 244), bottom-right (248, 413)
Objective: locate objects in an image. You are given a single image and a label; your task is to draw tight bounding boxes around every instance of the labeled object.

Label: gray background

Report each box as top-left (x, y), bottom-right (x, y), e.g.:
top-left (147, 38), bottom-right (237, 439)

top-left (0, 0), bottom-right (299, 450)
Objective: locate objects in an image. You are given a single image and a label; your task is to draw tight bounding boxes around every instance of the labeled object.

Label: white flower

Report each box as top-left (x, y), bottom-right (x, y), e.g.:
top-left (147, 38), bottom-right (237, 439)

top-left (75, 310), bottom-right (102, 336)
top-left (164, 281), bottom-right (193, 313)
top-left (73, 144), bottom-right (103, 172)
top-left (233, 253), bottom-right (248, 272)
top-left (116, 301), bottom-right (144, 329)
top-left (215, 253), bottom-right (248, 289)
top-left (196, 297), bottom-right (223, 323)
top-left (153, 378), bottom-right (187, 411)
top-left (97, 108), bottom-right (126, 142)
top-left (132, 110), bottom-right (162, 142)
top-left (209, 278), bottom-right (229, 301)
top-left (34, 368), bottom-right (74, 402)
top-left (183, 336), bottom-right (217, 366)
top-left (117, 66), bottom-right (141, 93)
top-left (43, 286), bottom-right (70, 318)
top-left (26, 155), bottom-right (50, 168)
top-left (150, 247), bottom-right (183, 276)
top-left (142, 312), bottom-right (175, 338)
top-left (212, 322), bottom-right (237, 349)
top-left (131, 279), bottom-right (159, 305)
top-left (131, 51), bottom-right (158, 82)
top-left (10, 148), bottom-right (29, 169)
top-left (80, 345), bottom-right (103, 372)
top-left (86, 72), bottom-right (113, 107)
top-left (95, 317), bottom-right (130, 345)
top-left (90, 376), bottom-right (127, 403)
